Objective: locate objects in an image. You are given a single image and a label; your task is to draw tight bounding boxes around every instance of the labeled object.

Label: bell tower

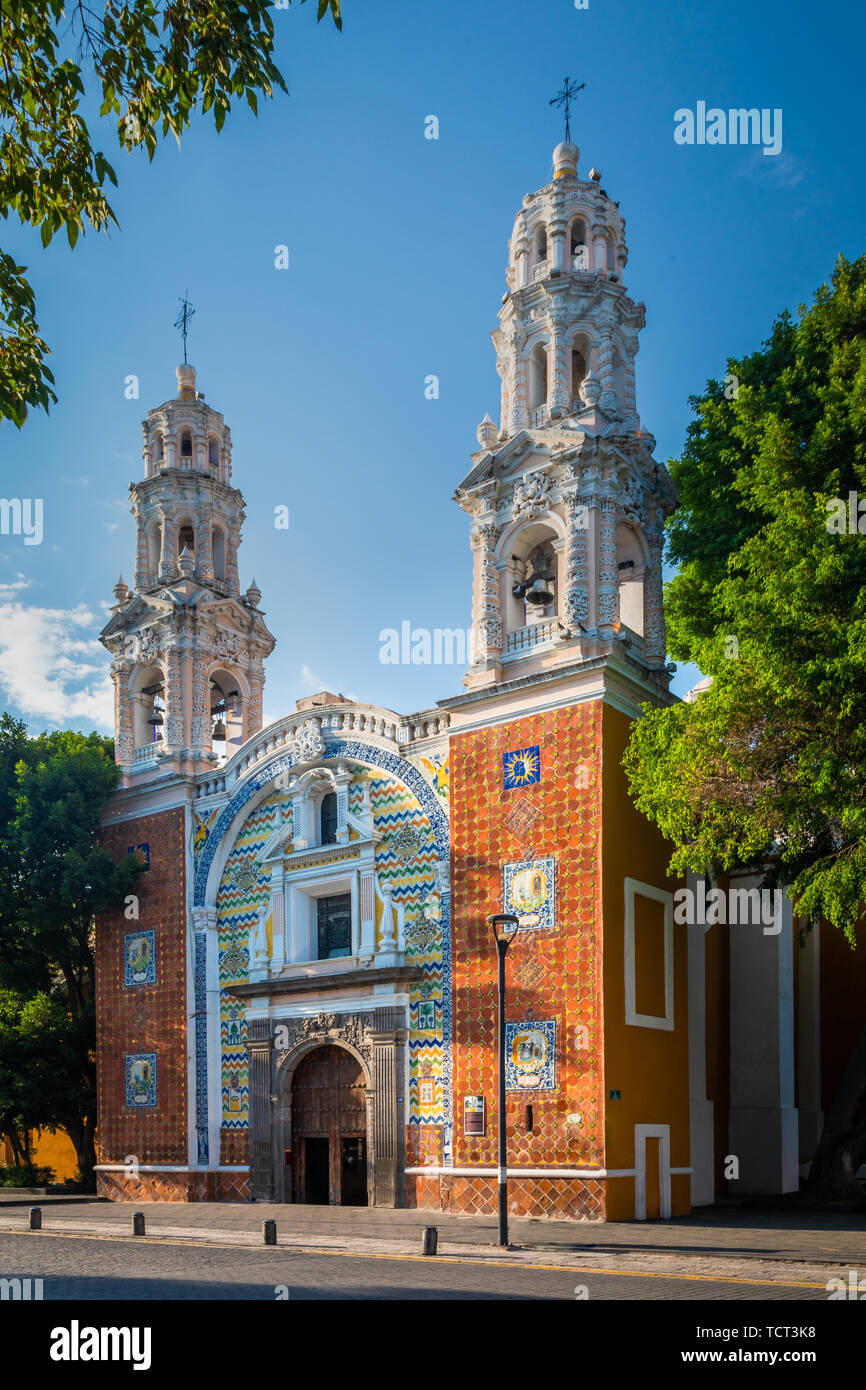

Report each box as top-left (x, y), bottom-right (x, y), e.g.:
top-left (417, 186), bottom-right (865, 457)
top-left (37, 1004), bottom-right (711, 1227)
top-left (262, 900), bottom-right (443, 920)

top-left (456, 140), bottom-right (676, 692)
top-left (100, 364), bottom-right (276, 779)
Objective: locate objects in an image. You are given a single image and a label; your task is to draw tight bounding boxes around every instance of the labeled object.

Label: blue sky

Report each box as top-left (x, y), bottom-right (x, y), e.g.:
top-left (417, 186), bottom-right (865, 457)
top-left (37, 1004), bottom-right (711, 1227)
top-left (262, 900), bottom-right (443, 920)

top-left (0, 0), bottom-right (863, 732)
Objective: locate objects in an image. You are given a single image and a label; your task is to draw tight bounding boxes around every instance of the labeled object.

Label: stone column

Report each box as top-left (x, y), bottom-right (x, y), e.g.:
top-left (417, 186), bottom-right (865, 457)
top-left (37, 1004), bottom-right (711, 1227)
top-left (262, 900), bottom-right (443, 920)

top-left (190, 652), bottom-right (211, 753)
top-left (133, 510), bottom-right (149, 591)
top-left (596, 492), bottom-right (619, 630)
top-left (157, 506), bottom-right (177, 582)
top-left (226, 536), bottom-right (240, 597)
top-left (270, 871), bottom-right (286, 970)
top-left (548, 311), bottom-right (570, 416)
top-left (562, 491), bottom-right (590, 631)
top-left (162, 644), bottom-right (184, 748)
top-left (510, 334), bottom-right (529, 430)
top-left (370, 1008), bottom-right (407, 1207)
top-left (644, 530), bottom-right (666, 665)
top-left (592, 228), bottom-right (608, 273)
top-left (246, 663), bottom-right (264, 738)
top-left (470, 522), bottom-right (503, 663)
top-left (196, 512), bottom-right (213, 583)
top-left (623, 348), bottom-right (637, 418)
top-left (113, 662), bottom-right (135, 764)
top-left (247, 1018), bottom-right (275, 1201)
top-left (550, 223), bottom-right (566, 272)
top-left (596, 318), bottom-right (617, 412)
top-left (728, 877), bottom-right (799, 1194)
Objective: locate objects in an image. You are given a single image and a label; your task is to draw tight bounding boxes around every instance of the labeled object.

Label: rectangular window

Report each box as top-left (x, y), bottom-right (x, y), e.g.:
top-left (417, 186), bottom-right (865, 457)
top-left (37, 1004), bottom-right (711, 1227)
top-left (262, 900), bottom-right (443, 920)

top-left (317, 893), bottom-right (352, 960)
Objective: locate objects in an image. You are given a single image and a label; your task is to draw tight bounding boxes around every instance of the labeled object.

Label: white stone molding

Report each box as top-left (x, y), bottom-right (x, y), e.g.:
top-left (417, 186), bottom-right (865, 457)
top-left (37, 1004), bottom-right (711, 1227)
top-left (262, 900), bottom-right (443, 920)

top-left (624, 876), bottom-right (674, 1031)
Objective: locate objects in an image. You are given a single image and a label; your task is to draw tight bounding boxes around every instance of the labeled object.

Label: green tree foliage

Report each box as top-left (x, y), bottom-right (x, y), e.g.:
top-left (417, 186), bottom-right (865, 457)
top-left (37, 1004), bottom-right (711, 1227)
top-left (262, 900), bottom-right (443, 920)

top-left (0, 724), bottom-right (142, 1179)
top-left (623, 255), bottom-right (866, 1198)
top-left (0, 0), bottom-right (342, 427)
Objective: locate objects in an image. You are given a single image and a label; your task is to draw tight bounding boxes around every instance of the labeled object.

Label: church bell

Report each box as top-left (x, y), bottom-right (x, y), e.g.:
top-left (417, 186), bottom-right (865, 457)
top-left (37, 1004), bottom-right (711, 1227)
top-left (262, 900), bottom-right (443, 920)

top-left (526, 575), bottom-right (555, 606)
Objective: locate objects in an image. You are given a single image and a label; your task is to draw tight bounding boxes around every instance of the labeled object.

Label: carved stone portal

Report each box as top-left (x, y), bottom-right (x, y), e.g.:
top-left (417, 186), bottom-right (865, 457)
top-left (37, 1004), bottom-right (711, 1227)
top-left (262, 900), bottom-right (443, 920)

top-left (247, 1008), bottom-right (407, 1207)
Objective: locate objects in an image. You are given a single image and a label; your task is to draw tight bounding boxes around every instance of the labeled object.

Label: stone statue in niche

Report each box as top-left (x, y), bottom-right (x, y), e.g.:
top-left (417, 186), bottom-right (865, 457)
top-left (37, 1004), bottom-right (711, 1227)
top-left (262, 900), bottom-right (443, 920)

top-left (250, 904), bottom-right (270, 968)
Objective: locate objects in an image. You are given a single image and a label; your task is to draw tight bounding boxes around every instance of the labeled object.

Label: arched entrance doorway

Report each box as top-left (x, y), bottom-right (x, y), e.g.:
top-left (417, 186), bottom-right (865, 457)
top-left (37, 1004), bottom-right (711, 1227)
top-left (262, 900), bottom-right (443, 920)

top-left (291, 1045), bottom-right (368, 1206)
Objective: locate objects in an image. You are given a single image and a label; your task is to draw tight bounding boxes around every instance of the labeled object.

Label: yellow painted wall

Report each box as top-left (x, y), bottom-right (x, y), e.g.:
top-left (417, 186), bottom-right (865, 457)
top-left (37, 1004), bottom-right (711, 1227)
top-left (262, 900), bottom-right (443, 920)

top-left (601, 703), bottom-right (690, 1220)
top-left (1, 1128), bottom-right (78, 1182)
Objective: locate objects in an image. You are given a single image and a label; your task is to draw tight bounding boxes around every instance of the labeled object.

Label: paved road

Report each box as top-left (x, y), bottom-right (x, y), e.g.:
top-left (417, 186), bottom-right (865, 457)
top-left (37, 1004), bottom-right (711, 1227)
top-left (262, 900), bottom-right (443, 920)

top-left (0, 1232), bottom-right (827, 1300)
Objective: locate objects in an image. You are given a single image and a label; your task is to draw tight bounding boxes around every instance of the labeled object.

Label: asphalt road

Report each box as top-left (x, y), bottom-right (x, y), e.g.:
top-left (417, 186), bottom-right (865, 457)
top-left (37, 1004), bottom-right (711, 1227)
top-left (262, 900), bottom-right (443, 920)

top-left (0, 1232), bottom-right (827, 1300)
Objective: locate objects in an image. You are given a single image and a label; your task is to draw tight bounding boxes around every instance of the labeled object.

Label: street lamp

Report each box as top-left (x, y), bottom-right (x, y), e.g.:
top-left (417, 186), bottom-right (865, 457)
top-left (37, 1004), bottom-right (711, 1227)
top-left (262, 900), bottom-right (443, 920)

top-left (490, 911), bottom-right (519, 1247)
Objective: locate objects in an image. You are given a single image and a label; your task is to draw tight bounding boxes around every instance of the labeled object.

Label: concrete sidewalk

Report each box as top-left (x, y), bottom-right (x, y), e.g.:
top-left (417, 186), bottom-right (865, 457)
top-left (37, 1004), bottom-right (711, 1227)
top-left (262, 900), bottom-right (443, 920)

top-left (0, 1198), bottom-right (862, 1288)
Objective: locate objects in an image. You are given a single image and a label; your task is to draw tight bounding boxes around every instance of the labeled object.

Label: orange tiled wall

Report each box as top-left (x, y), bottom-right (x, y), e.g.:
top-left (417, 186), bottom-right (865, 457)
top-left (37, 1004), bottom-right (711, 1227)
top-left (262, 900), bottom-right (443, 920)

top-left (95, 807), bottom-right (188, 1180)
top-left (447, 702), bottom-right (605, 1215)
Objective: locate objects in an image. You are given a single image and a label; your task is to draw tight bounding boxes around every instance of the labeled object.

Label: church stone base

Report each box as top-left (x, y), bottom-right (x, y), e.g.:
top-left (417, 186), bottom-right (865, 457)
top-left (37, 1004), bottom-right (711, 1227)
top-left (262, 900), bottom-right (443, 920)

top-left (406, 1174), bottom-right (606, 1221)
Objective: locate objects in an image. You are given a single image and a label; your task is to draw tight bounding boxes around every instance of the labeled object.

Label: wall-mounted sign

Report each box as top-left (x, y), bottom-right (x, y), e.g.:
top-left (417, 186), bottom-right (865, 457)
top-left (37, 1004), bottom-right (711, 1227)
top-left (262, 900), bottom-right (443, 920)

top-left (464, 1095), bottom-right (486, 1136)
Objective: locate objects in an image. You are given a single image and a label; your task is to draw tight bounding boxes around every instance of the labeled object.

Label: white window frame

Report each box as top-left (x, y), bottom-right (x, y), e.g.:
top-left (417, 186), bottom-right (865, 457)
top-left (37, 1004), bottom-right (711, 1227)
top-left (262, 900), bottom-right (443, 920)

top-left (624, 876), bottom-right (674, 1030)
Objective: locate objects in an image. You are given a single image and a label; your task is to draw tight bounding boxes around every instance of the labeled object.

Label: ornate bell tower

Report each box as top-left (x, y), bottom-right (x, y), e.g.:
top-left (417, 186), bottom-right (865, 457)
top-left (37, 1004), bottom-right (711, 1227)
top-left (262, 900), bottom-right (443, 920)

top-left (100, 364), bottom-right (276, 779)
top-left (456, 140), bottom-right (677, 692)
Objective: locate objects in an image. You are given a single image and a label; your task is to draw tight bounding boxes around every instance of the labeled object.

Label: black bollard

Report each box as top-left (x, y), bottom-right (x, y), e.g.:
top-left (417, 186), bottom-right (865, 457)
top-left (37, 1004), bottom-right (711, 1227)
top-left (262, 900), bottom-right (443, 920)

top-left (263, 1219), bottom-right (277, 1246)
top-left (132, 1211), bottom-right (145, 1236)
top-left (421, 1225), bottom-right (438, 1256)
top-left (29, 1206), bottom-right (41, 1231)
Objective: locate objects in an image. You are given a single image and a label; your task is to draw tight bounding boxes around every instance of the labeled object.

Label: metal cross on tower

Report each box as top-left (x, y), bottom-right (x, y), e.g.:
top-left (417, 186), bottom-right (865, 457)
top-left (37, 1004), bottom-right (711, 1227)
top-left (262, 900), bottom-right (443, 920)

top-left (174, 292), bottom-right (196, 364)
top-left (549, 77), bottom-right (585, 143)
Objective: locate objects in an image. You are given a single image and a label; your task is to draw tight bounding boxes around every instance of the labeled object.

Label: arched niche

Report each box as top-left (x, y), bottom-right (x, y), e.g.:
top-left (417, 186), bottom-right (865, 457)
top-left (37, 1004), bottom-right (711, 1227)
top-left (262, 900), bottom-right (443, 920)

top-left (616, 524), bottom-right (648, 635)
top-left (569, 216), bottom-right (588, 269)
top-left (527, 341), bottom-right (548, 411)
top-left (209, 666), bottom-right (247, 755)
top-left (569, 330), bottom-right (592, 404)
top-left (129, 663), bottom-right (165, 749)
top-left (501, 517), bottom-right (564, 633)
top-left (149, 429), bottom-right (164, 474)
top-left (146, 520), bottom-right (161, 581)
top-left (533, 224), bottom-right (548, 275)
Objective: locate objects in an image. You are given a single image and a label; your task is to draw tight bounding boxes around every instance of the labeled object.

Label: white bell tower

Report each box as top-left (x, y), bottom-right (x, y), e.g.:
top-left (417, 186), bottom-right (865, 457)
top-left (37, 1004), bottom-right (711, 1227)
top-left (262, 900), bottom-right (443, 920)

top-left (457, 141), bottom-right (677, 691)
top-left (101, 364), bottom-right (276, 780)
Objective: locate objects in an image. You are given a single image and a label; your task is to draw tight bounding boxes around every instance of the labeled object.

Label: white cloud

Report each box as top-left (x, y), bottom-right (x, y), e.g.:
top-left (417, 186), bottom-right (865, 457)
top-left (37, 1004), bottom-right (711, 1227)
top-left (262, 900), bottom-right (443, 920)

top-left (0, 576), bottom-right (32, 599)
top-left (0, 600), bottom-right (113, 728)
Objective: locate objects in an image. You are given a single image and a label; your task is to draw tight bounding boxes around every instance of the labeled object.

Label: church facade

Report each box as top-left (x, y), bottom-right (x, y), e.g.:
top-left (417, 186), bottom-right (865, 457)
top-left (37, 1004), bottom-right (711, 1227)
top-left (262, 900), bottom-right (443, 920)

top-left (94, 141), bottom-right (862, 1219)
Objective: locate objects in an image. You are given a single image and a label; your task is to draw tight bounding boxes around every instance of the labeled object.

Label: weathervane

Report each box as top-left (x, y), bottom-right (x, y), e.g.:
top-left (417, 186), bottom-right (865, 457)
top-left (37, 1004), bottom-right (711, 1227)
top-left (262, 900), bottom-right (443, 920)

top-left (174, 291), bottom-right (196, 364)
top-left (549, 77), bottom-right (585, 143)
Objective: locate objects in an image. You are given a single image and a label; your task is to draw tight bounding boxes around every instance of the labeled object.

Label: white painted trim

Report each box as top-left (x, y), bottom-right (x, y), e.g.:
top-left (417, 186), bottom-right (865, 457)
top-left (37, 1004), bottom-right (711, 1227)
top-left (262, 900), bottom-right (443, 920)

top-left (95, 1165), bottom-right (250, 1172)
top-left (634, 1123), bottom-right (671, 1220)
top-left (403, 1166), bottom-right (624, 1178)
top-left (624, 876), bottom-right (674, 1030)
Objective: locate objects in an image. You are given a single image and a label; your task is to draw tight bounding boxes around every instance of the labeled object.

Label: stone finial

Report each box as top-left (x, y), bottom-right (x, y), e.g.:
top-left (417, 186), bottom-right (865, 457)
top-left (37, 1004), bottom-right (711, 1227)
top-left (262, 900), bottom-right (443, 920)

top-left (578, 374), bottom-right (602, 408)
top-left (553, 141), bottom-right (579, 178)
top-left (177, 545), bottom-right (194, 577)
top-left (476, 413), bottom-right (498, 449)
top-left (589, 168), bottom-right (602, 182)
top-left (113, 575), bottom-right (130, 606)
top-left (246, 578), bottom-right (262, 608)
top-left (176, 363), bottom-right (197, 400)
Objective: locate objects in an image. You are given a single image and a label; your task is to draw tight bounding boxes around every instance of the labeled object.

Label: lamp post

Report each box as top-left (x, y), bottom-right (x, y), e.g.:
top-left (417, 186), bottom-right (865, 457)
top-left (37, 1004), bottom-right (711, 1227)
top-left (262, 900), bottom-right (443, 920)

top-left (490, 911), bottom-right (519, 1247)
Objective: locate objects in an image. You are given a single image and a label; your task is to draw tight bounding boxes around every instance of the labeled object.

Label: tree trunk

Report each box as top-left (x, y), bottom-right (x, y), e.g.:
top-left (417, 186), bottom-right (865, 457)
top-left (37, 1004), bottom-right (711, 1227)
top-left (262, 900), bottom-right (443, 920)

top-left (62, 1111), bottom-right (96, 1185)
top-left (806, 1014), bottom-right (866, 1201)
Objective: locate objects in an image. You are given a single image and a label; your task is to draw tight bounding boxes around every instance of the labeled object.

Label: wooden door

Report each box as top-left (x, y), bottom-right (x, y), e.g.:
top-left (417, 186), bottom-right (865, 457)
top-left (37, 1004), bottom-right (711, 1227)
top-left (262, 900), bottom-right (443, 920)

top-left (291, 1045), bottom-right (367, 1205)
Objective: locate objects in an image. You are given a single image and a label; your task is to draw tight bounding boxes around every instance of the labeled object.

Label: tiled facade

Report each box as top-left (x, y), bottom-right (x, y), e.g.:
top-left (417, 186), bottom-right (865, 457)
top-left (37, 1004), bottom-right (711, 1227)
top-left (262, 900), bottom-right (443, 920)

top-left (412, 704), bottom-right (606, 1218)
top-left (95, 808), bottom-right (188, 1197)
